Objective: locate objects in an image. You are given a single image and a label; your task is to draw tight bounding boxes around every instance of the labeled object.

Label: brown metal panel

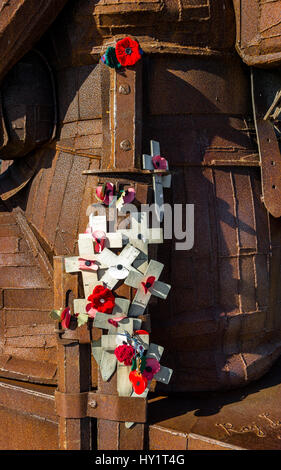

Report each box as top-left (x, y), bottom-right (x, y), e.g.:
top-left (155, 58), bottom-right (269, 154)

top-left (148, 55), bottom-right (249, 116)
top-left (53, 156), bottom-right (91, 255)
top-left (233, 0), bottom-right (281, 66)
top-left (0, 406), bottom-right (58, 450)
top-left (0, 0), bottom-right (68, 81)
top-left (149, 425), bottom-right (188, 450)
top-left (188, 433), bottom-right (244, 450)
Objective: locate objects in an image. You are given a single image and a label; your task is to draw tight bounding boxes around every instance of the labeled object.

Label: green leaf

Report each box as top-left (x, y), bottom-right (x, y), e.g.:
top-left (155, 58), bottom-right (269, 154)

top-left (77, 313), bottom-right (89, 327)
top-left (49, 309), bottom-right (62, 321)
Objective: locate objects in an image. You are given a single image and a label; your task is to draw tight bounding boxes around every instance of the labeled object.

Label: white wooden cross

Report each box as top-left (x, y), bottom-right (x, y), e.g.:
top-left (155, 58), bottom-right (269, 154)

top-left (64, 237), bottom-right (104, 298)
top-left (117, 212), bottom-right (163, 273)
top-left (142, 140), bottom-right (172, 222)
top-left (79, 214), bottom-right (123, 249)
top-left (125, 259), bottom-right (171, 317)
top-left (74, 296), bottom-right (132, 379)
top-left (91, 308), bottom-right (145, 386)
top-left (97, 243), bottom-right (141, 290)
top-left (99, 327), bottom-right (149, 396)
top-left (64, 215), bottom-right (123, 297)
top-left (125, 342), bottom-right (173, 428)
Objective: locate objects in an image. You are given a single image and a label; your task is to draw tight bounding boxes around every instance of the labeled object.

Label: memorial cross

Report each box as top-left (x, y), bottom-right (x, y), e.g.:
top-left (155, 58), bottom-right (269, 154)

top-left (124, 259), bottom-right (171, 317)
top-left (142, 140), bottom-right (172, 222)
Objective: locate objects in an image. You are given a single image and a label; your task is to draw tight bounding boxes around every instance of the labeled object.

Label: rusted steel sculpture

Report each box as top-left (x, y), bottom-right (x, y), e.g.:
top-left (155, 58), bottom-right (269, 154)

top-left (0, 0), bottom-right (281, 450)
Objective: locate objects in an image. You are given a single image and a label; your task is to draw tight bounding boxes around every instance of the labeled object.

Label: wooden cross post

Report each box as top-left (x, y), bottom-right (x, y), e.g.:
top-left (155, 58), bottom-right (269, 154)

top-left (125, 259), bottom-right (171, 317)
top-left (142, 140), bottom-right (172, 222)
top-left (126, 342), bottom-right (173, 428)
top-left (118, 212), bottom-right (163, 273)
top-left (97, 243), bottom-right (141, 290)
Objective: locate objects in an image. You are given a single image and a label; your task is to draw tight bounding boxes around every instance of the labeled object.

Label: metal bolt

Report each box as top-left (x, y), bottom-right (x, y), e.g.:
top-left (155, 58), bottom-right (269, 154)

top-left (89, 400), bottom-right (97, 408)
top-left (119, 84), bottom-right (131, 95)
top-left (120, 139), bottom-right (132, 151)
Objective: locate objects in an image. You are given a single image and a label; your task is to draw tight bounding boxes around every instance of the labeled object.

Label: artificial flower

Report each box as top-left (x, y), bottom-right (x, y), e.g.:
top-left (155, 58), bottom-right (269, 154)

top-left (86, 285), bottom-right (115, 318)
top-left (96, 182), bottom-right (114, 206)
top-left (129, 370), bottom-right (148, 395)
top-left (60, 307), bottom-right (71, 329)
top-left (92, 230), bottom-right (106, 253)
top-left (78, 258), bottom-right (98, 272)
top-left (141, 276), bottom-right (156, 294)
top-left (115, 344), bottom-right (135, 366)
top-left (142, 357), bottom-right (161, 381)
top-left (115, 37), bottom-right (142, 67)
top-left (152, 155), bottom-right (168, 170)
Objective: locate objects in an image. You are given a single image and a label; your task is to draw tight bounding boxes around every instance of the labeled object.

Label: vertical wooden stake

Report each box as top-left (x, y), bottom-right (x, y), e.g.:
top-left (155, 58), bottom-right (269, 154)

top-left (54, 256), bottom-right (92, 450)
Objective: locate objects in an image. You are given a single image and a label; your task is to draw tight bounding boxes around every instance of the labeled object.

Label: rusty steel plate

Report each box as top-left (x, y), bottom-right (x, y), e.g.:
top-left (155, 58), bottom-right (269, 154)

top-left (233, 0), bottom-right (281, 66)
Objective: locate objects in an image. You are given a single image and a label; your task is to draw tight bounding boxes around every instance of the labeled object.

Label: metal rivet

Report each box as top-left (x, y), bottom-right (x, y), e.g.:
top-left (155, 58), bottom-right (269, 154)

top-left (119, 84), bottom-right (131, 95)
top-left (89, 400), bottom-right (97, 408)
top-left (120, 139), bottom-right (132, 151)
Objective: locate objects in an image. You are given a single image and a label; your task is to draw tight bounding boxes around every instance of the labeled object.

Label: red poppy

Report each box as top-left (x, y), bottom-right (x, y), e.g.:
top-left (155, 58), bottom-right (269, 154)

top-left (152, 155), bottom-right (168, 170)
top-left (141, 276), bottom-right (156, 294)
top-left (92, 230), bottom-right (106, 253)
top-left (78, 258), bottom-right (98, 272)
top-left (129, 370), bottom-right (148, 395)
top-left (60, 307), bottom-right (71, 329)
top-left (134, 330), bottom-right (149, 335)
top-left (142, 358), bottom-right (161, 381)
top-left (87, 285), bottom-right (115, 315)
top-left (115, 344), bottom-right (135, 366)
top-left (115, 37), bottom-right (142, 67)
top-left (96, 182), bottom-right (114, 206)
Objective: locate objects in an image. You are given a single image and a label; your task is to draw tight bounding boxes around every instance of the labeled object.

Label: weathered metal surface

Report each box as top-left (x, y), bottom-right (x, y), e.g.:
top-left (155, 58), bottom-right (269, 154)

top-left (0, 0), bottom-right (68, 81)
top-left (251, 67), bottom-right (281, 218)
top-left (0, 377), bottom-right (58, 450)
top-left (148, 356), bottom-right (281, 450)
top-left (233, 0), bottom-right (281, 67)
top-left (0, 50), bottom-right (56, 160)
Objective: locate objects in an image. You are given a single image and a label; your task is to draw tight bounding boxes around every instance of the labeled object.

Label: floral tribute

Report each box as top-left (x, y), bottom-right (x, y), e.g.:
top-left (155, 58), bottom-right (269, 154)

top-left (95, 182), bottom-right (135, 208)
top-left (86, 285), bottom-right (115, 318)
top-left (101, 37), bottom-right (143, 69)
top-left (49, 306), bottom-right (72, 329)
top-left (49, 137), bottom-right (173, 425)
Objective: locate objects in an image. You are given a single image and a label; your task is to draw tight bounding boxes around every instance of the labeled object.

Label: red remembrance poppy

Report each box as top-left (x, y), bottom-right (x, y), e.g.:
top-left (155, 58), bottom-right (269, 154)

top-left (141, 276), bottom-right (156, 294)
top-left (96, 182), bottom-right (114, 206)
top-left (115, 37), bottom-right (142, 67)
top-left (142, 358), bottom-right (161, 381)
top-left (129, 370), bottom-right (148, 395)
top-left (92, 230), bottom-right (106, 253)
top-left (114, 344), bottom-right (135, 366)
top-left (152, 155), bottom-right (168, 170)
top-left (87, 285), bottom-right (115, 314)
top-left (60, 307), bottom-right (71, 329)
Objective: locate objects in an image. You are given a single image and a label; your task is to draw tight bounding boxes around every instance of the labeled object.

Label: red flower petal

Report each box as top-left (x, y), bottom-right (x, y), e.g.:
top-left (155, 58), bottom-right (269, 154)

top-left (115, 344), bottom-right (135, 365)
top-left (115, 37), bottom-right (141, 67)
top-left (134, 330), bottom-right (149, 335)
top-left (152, 155), bottom-right (168, 170)
top-left (61, 307), bottom-right (71, 329)
top-left (87, 285), bottom-right (115, 314)
top-left (142, 358), bottom-right (161, 381)
top-left (141, 276), bottom-right (156, 294)
top-left (129, 370), bottom-right (148, 395)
